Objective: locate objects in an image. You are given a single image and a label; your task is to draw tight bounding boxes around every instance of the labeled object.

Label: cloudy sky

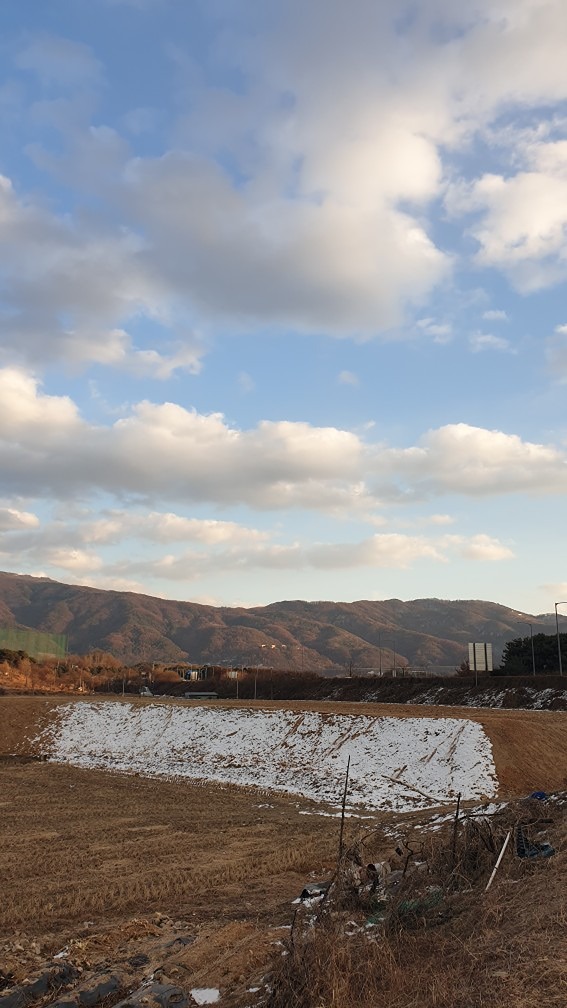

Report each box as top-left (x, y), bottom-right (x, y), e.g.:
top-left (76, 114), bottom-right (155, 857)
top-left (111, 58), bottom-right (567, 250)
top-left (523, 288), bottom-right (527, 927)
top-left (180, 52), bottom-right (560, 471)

top-left (1, 0), bottom-right (567, 614)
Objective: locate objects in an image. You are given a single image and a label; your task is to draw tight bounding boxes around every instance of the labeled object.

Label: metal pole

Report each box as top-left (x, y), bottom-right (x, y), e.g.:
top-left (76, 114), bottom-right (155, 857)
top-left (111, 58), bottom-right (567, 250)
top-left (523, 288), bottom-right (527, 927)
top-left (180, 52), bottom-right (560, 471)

top-left (555, 603), bottom-right (565, 678)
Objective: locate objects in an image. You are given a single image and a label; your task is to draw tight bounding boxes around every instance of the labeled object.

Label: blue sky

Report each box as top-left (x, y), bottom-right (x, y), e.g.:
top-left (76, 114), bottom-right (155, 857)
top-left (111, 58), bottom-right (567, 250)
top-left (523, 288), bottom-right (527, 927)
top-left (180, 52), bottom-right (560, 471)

top-left (1, 0), bottom-right (567, 615)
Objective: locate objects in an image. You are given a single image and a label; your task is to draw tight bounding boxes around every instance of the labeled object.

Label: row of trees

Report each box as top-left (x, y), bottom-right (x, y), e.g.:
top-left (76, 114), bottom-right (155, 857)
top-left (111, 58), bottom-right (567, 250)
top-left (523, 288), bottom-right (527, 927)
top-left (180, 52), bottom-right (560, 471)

top-left (496, 632), bottom-right (567, 676)
top-left (0, 651), bottom-right (324, 699)
top-left (3, 635), bottom-right (566, 693)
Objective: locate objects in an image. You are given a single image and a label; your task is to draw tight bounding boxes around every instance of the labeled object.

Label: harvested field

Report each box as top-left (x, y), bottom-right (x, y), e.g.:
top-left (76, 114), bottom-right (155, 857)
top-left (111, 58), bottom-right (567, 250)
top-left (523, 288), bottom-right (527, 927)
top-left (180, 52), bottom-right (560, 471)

top-left (0, 759), bottom-right (361, 1005)
top-left (1, 696), bottom-right (566, 1007)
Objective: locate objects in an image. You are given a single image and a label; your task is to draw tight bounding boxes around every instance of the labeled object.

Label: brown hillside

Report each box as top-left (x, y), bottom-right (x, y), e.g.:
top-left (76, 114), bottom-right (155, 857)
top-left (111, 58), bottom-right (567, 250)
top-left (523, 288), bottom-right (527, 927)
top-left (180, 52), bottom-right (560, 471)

top-left (0, 570), bottom-right (556, 669)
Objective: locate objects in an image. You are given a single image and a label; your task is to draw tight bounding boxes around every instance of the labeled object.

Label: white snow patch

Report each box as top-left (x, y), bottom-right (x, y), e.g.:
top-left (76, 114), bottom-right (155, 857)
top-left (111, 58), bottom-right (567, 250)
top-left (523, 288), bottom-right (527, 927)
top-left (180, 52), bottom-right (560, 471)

top-left (38, 702), bottom-right (498, 812)
top-left (191, 990), bottom-right (220, 1005)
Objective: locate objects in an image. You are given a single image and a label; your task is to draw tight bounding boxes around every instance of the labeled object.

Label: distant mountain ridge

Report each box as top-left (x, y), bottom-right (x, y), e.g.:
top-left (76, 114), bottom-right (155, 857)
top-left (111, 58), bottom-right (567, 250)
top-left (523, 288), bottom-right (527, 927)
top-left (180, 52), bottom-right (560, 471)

top-left (0, 570), bottom-right (553, 671)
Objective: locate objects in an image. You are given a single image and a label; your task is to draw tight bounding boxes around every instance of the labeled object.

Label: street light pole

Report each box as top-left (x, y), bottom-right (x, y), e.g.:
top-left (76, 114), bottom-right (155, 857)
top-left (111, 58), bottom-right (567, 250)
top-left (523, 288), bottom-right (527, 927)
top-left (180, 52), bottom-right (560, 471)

top-left (554, 602), bottom-right (567, 677)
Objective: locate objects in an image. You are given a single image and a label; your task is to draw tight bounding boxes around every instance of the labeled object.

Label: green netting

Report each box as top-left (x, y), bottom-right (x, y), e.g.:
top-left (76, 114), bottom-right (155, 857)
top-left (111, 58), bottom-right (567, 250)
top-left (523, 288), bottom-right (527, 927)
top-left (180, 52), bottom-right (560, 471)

top-left (0, 627), bottom-right (67, 659)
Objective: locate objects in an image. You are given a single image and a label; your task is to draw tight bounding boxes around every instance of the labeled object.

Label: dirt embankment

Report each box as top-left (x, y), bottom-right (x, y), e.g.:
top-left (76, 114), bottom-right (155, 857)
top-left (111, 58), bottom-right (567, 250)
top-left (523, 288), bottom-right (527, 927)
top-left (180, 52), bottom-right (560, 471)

top-left (1, 696), bottom-right (566, 797)
top-left (315, 675), bottom-right (567, 710)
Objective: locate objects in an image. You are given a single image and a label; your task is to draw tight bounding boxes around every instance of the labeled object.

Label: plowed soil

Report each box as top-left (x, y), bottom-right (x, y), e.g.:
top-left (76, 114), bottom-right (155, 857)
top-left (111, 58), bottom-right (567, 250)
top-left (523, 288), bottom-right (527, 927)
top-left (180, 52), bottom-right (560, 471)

top-left (1, 696), bottom-right (566, 1007)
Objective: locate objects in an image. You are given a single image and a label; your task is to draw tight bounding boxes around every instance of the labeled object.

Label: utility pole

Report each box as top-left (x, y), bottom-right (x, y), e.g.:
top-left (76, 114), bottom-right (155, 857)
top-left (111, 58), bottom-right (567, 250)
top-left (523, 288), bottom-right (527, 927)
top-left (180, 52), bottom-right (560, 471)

top-left (555, 602), bottom-right (566, 677)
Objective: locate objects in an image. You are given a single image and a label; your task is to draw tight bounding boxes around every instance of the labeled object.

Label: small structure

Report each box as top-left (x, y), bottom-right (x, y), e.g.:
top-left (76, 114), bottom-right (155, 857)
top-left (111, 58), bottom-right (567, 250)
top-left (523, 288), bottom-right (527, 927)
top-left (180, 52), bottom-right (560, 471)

top-left (174, 665), bottom-right (210, 681)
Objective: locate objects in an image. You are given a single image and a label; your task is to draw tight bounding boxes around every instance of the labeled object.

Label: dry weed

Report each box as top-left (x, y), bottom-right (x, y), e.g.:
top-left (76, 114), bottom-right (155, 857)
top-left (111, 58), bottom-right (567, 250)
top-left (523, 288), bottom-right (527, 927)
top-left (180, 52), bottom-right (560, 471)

top-left (269, 797), bottom-right (567, 1008)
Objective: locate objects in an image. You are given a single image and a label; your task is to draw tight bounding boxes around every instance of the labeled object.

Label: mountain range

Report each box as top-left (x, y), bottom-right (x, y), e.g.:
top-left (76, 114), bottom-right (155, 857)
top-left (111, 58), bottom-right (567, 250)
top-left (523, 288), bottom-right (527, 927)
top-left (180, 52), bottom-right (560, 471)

top-left (0, 571), bottom-right (556, 672)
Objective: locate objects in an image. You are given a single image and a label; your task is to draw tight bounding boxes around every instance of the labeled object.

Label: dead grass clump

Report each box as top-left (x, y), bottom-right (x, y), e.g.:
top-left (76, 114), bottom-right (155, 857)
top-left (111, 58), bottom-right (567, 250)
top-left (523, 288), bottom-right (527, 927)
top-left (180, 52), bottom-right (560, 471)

top-left (269, 796), bottom-right (567, 1008)
top-left (268, 917), bottom-right (401, 1008)
top-left (270, 873), bottom-right (566, 1008)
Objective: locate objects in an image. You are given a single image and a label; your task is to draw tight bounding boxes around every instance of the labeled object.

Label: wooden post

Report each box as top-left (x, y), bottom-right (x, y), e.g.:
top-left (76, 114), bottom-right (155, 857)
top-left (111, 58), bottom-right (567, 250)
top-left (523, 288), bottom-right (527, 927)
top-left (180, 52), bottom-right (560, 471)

top-left (338, 756), bottom-right (351, 861)
top-left (451, 792), bottom-right (461, 870)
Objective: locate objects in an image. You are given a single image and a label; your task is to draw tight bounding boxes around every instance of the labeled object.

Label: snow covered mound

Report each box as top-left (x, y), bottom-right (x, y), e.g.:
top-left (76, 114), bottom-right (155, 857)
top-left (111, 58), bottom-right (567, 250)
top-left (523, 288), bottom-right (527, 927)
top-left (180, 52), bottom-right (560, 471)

top-left (39, 702), bottom-right (498, 811)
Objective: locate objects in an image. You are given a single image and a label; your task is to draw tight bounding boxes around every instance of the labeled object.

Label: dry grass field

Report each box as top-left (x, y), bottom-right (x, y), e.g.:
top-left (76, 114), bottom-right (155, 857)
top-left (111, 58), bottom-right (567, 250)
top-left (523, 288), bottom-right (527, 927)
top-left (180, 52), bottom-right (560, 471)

top-left (0, 757), bottom-right (347, 1003)
top-left (1, 696), bottom-right (566, 1007)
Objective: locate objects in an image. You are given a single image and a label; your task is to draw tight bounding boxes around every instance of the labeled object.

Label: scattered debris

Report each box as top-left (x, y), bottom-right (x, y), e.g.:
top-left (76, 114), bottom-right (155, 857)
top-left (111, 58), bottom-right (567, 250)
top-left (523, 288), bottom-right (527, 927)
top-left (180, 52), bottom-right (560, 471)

top-left (515, 824), bottom-right (555, 859)
top-left (268, 790), bottom-right (566, 1007)
top-left (189, 990), bottom-right (220, 1006)
top-left (299, 883), bottom-right (330, 901)
top-left (0, 964), bottom-right (79, 1008)
top-left (114, 983), bottom-right (191, 1008)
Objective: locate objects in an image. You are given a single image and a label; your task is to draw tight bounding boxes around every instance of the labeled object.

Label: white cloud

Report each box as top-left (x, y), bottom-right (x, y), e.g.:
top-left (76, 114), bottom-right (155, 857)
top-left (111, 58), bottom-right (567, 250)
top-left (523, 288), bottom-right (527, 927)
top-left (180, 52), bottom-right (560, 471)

top-left (44, 548), bottom-right (104, 572)
top-left (0, 367), bottom-right (82, 439)
top-left (447, 132), bottom-right (567, 290)
top-left (416, 318), bottom-right (452, 343)
top-left (2, 371), bottom-right (566, 511)
top-left (443, 533), bottom-right (514, 561)
top-left (5, 1), bottom-right (567, 369)
top-left (482, 309), bottom-right (508, 321)
top-left (84, 511), bottom-right (268, 546)
top-left (0, 507), bottom-right (39, 531)
top-left (237, 371), bottom-right (255, 393)
top-left (122, 341), bottom-right (204, 379)
top-left (15, 35), bottom-right (103, 88)
top-left (541, 584), bottom-right (567, 605)
top-left (469, 332), bottom-right (513, 353)
top-left (0, 175), bottom-right (205, 376)
top-left (306, 534), bottom-right (444, 570)
top-left (123, 152), bottom-right (449, 335)
top-left (448, 169), bottom-right (567, 289)
top-left (0, 497), bottom-right (513, 587)
top-left (378, 423), bottom-right (567, 499)
top-left (78, 530), bottom-right (512, 585)
top-left (546, 324), bottom-right (567, 381)
top-left (338, 370), bottom-right (359, 386)
top-left (122, 106), bottom-right (159, 135)
top-left (422, 514), bottom-right (455, 526)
